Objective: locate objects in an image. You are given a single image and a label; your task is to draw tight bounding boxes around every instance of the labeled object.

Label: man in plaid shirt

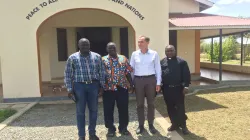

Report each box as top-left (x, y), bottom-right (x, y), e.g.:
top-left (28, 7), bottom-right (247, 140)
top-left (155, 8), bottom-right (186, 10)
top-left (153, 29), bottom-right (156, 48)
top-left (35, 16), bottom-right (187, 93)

top-left (64, 38), bottom-right (105, 140)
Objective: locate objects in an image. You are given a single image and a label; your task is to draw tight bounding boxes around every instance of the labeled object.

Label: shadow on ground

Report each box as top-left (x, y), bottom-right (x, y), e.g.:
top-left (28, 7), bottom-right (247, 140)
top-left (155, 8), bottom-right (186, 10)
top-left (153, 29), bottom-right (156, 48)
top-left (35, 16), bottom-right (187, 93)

top-left (155, 94), bottom-right (227, 116)
top-left (197, 87), bottom-right (250, 95)
top-left (176, 129), bottom-right (207, 140)
top-left (155, 95), bottom-right (227, 140)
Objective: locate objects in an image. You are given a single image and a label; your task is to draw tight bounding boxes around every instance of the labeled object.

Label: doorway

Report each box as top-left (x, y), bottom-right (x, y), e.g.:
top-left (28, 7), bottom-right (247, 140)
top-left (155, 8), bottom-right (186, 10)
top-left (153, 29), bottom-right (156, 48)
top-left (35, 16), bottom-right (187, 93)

top-left (169, 30), bottom-right (177, 54)
top-left (76, 27), bottom-right (112, 56)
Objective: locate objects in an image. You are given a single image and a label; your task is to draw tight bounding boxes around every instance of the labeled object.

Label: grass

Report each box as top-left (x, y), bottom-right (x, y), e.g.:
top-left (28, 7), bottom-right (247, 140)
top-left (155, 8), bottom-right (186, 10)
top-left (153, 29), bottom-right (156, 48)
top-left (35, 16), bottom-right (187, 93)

top-left (200, 53), bottom-right (250, 66)
top-left (0, 109), bottom-right (17, 123)
top-left (200, 58), bottom-right (250, 66)
top-left (155, 87), bottom-right (250, 140)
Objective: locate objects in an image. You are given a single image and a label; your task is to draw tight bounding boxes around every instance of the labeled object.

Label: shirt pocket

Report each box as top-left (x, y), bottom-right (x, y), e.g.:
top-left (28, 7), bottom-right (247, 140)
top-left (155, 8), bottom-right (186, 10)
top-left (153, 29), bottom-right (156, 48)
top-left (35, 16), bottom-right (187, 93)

top-left (134, 56), bottom-right (141, 64)
top-left (73, 59), bottom-right (81, 69)
top-left (144, 55), bottom-right (155, 65)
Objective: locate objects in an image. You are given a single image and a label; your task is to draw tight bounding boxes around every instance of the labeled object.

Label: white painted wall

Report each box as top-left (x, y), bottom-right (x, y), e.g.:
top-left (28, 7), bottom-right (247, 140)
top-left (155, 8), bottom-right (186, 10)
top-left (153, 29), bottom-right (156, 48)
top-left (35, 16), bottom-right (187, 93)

top-left (177, 30), bottom-right (196, 73)
top-left (39, 31), bottom-right (52, 82)
top-left (0, 57), bottom-right (2, 85)
top-left (128, 26), bottom-right (136, 60)
top-left (112, 27), bottom-right (121, 54)
top-left (0, 36), bottom-right (2, 85)
top-left (170, 0), bottom-right (200, 13)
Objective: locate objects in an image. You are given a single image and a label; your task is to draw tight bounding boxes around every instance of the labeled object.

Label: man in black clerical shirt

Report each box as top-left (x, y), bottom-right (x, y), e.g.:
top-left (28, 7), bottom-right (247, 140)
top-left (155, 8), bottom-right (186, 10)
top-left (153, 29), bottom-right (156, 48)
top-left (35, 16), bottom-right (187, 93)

top-left (160, 45), bottom-right (191, 135)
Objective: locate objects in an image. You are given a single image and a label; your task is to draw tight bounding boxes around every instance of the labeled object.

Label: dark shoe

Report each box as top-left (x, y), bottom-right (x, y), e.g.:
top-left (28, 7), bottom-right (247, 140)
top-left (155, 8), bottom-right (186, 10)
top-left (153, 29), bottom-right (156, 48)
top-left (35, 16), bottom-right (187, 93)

top-left (106, 129), bottom-right (115, 137)
top-left (79, 137), bottom-right (85, 140)
top-left (89, 135), bottom-right (99, 140)
top-left (149, 124), bottom-right (157, 134)
top-left (168, 125), bottom-right (178, 131)
top-left (182, 127), bottom-right (190, 135)
top-left (119, 128), bottom-right (129, 135)
top-left (136, 126), bottom-right (144, 134)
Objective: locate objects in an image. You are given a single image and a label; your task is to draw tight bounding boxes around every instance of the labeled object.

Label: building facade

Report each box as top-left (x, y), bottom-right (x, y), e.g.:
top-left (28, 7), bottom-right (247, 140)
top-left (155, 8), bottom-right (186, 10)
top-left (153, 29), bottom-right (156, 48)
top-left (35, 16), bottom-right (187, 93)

top-left (0, 0), bottom-right (215, 99)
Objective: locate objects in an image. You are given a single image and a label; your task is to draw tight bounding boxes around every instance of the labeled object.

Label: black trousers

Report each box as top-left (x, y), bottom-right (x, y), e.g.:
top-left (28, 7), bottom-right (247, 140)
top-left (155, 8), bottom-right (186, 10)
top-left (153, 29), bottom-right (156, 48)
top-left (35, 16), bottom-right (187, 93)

top-left (163, 86), bottom-right (187, 127)
top-left (103, 86), bottom-right (129, 131)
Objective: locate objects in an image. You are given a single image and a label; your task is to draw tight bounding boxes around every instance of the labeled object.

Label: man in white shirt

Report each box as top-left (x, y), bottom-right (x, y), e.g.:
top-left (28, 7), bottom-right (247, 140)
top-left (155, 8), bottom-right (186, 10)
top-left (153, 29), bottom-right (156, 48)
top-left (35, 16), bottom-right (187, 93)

top-left (130, 35), bottom-right (162, 134)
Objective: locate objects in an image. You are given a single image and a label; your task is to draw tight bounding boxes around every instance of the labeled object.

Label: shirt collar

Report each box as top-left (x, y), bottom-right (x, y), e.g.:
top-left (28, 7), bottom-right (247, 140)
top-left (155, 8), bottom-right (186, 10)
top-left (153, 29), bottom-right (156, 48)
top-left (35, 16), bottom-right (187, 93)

top-left (139, 49), bottom-right (150, 54)
top-left (79, 51), bottom-right (91, 57)
top-left (108, 54), bottom-right (119, 60)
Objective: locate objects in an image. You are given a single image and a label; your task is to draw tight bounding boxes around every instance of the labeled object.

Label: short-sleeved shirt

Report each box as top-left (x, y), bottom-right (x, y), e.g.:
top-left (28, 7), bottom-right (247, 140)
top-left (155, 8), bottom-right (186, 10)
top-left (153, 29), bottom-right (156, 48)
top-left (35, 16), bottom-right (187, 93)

top-left (102, 55), bottom-right (133, 91)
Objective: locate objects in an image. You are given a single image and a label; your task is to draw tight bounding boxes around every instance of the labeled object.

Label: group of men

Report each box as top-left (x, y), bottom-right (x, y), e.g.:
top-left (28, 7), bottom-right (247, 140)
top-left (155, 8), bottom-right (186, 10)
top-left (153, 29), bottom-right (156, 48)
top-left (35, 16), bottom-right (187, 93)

top-left (64, 35), bottom-right (191, 140)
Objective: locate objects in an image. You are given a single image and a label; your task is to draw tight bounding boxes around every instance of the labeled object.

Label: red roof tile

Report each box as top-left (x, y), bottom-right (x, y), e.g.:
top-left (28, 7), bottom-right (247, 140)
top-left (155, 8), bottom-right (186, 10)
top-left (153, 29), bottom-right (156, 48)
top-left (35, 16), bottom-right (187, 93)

top-left (169, 13), bottom-right (250, 28)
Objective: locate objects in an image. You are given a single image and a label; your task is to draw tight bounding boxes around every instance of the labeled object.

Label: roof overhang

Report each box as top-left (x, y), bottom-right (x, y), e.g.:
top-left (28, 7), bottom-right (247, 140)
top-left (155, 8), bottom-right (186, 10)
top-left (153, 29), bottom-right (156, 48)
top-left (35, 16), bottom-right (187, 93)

top-left (169, 13), bottom-right (250, 30)
top-left (194, 0), bottom-right (214, 11)
top-left (169, 26), bottom-right (250, 30)
top-left (195, 0), bottom-right (214, 7)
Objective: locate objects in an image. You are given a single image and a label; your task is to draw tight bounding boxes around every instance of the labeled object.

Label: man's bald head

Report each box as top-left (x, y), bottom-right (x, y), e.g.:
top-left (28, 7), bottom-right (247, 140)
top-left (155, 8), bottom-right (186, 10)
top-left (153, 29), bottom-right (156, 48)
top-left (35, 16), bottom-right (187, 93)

top-left (106, 42), bottom-right (117, 57)
top-left (79, 38), bottom-right (90, 44)
top-left (166, 45), bottom-right (175, 51)
top-left (165, 45), bottom-right (176, 58)
top-left (78, 38), bottom-right (90, 54)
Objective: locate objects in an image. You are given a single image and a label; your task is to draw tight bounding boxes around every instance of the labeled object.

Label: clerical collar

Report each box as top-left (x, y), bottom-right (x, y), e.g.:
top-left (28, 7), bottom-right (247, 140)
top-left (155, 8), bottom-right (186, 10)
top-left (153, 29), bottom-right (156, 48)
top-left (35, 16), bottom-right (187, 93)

top-left (167, 56), bottom-right (176, 60)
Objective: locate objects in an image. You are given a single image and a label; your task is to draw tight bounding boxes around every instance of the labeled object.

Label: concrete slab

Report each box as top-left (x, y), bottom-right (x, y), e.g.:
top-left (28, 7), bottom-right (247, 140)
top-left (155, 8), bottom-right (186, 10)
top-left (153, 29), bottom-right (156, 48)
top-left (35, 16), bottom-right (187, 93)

top-left (0, 104), bottom-right (11, 109)
top-left (0, 101), bottom-right (38, 131)
top-left (145, 99), bottom-right (184, 140)
top-left (11, 104), bottom-right (28, 109)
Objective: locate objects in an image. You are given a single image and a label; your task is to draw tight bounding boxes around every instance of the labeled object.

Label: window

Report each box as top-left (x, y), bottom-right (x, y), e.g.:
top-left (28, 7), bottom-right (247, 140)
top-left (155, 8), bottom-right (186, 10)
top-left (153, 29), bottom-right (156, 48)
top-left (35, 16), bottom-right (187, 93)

top-left (56, 28), bottom-right (68, 61)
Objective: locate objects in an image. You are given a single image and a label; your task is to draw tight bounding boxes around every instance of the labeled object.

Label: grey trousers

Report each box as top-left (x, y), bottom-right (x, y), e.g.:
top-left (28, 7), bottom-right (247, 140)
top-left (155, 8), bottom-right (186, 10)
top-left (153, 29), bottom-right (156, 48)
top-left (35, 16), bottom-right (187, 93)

top-left (134, 75), bottom-right (156, 126)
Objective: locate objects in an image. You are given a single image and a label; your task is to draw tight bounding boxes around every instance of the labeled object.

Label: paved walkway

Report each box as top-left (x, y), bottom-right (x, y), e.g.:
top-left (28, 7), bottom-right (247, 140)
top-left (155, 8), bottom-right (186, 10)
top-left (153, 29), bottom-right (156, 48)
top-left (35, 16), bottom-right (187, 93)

top-left (201, 68), bottom-right (250, 81)
top-left (0, 101), bottom-right (169, 140)
top-left (0, 103), bottom-right (29, 111)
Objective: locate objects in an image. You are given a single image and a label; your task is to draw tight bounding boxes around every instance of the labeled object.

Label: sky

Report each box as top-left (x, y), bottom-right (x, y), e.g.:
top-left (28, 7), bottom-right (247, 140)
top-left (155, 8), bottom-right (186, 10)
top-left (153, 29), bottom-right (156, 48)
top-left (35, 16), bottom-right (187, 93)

top-left (201, 0), bottom-right (250, 44)
top-left (201, 0), bottom-right (250, 17)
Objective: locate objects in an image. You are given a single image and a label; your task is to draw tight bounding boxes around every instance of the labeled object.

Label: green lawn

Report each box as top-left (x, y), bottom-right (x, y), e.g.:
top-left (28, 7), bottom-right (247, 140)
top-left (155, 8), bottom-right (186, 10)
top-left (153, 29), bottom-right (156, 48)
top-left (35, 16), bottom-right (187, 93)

top-left (0, 109), bottom-right (17, 123)
top-left (200, 57), bottom-right (250, 66)
top-left (155, 87), bottom-right (250, 140)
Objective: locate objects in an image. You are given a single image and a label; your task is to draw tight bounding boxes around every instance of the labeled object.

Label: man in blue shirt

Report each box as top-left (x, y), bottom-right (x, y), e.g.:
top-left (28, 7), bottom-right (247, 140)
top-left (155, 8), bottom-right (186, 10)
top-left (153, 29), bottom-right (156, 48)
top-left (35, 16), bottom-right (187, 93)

top-left (64, 38), bottom-right (105, 140)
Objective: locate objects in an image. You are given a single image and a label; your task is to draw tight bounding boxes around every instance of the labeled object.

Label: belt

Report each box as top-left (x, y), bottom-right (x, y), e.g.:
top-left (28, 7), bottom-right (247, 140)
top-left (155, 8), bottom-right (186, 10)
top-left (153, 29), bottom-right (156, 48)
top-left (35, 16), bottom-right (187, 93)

top-left (82, 80), bottom-right (98, 84)
top-left (135, 74), bottom-right (155, 78)
top-left (166, 84), bottom-right (181, 88)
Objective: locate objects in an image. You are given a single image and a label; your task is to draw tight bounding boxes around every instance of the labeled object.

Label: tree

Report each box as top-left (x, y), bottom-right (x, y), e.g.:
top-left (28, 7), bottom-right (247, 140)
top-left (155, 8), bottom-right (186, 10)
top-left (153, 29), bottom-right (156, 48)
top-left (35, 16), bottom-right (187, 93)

top-left (204, 35), bottom-right (237, 62)
top-left (244, 32), bottom-right (250, 61)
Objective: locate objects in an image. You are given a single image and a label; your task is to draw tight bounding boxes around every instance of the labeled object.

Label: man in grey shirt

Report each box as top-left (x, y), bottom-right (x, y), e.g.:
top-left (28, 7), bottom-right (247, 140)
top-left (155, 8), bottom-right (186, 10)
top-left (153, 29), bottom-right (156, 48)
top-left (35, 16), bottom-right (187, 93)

top-left (130, 35), bottom-right (162, 134)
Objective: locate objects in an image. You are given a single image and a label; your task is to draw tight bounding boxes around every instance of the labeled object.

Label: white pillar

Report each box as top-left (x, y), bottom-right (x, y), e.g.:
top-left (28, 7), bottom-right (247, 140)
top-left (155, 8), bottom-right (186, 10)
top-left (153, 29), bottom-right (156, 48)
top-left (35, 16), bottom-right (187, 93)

top-left (0, 57), bottom-right (2, 85)
top-left (39, 31), bottom-right (52, 82)
top-left (112, 27), bottom-right (121, 54)
top-left (67, 28), bottom-right (77, 55)
top-left (128, 26), bottom-right (135, 59)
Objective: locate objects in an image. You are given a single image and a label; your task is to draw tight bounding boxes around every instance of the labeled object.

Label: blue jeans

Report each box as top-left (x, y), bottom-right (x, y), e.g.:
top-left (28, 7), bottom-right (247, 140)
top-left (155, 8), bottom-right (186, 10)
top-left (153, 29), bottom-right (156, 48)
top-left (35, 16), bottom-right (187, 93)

top-left (74, 82), bottom-right (99, 137)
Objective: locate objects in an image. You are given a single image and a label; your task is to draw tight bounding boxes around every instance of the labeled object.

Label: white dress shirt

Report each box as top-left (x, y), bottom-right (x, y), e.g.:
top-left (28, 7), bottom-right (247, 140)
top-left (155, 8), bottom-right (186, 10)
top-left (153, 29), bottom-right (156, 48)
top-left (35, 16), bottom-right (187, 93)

top-left (130, 49), bottom-right (162, 85)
